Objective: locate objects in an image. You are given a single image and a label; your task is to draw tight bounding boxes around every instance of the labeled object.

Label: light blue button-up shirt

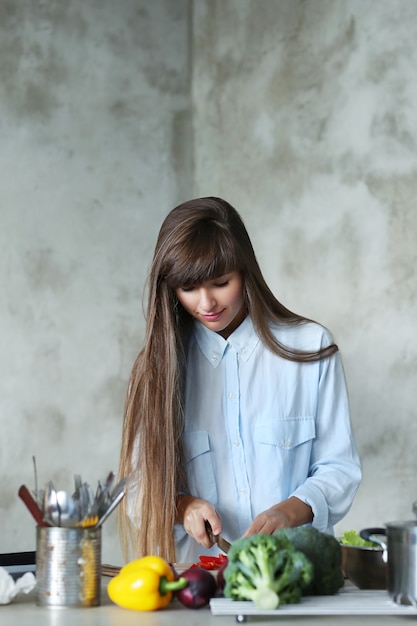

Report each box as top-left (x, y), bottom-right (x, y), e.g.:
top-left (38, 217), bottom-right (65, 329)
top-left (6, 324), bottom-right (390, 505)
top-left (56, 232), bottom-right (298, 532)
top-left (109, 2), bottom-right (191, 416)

top-left (174, 315), bottom-right (361, 563)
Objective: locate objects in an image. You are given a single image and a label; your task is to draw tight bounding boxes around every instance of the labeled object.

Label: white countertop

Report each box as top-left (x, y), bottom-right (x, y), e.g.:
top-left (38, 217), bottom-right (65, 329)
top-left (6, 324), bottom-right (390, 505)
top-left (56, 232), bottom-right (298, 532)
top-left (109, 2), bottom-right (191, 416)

top-left (2, 579), bottom-right (417, 625)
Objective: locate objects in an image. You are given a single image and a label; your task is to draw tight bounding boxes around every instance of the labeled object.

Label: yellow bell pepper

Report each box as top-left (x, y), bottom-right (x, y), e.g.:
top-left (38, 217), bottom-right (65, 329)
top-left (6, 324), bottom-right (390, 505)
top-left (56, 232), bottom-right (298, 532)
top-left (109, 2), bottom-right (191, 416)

top-left (107, 555), bottom-right (187, 611)
top-left (120, 555), bottom-right (174, 578)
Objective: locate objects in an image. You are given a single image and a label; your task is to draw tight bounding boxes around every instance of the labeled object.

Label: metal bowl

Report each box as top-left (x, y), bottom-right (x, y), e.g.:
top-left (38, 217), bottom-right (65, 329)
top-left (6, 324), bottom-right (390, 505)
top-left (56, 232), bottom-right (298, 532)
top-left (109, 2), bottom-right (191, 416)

top-left (341, 543), bottom-right (387, 590)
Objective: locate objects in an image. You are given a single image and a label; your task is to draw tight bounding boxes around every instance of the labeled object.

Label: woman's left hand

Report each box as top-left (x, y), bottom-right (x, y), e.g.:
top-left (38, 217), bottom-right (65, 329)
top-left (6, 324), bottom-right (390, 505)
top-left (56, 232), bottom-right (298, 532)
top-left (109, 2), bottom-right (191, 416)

top-left (242, 497), bottom-right (313, 537)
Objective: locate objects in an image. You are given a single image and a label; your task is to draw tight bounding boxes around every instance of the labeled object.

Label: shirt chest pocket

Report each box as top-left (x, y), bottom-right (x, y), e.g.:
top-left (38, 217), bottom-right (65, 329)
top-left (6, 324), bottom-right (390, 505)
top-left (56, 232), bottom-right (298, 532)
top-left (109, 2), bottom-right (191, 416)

top-left (254, 417), bottom-right (316, 450)
top-left (184, 430), bottom-right (210, 461)
top-left (183, 430), bottom-right (218, 503)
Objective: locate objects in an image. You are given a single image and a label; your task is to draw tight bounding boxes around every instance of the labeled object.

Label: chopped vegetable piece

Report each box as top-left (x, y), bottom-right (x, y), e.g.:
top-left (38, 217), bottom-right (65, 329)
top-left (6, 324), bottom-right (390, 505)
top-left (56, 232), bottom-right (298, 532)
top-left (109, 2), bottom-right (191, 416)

top-left (190, 554), bottom-right (228, 570)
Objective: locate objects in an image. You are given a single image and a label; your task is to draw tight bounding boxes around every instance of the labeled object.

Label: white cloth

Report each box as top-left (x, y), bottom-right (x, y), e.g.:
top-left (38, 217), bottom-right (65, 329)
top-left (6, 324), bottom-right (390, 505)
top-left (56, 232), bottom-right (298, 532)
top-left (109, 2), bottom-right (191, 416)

top-left (0, 567), bottom-right (36, 604)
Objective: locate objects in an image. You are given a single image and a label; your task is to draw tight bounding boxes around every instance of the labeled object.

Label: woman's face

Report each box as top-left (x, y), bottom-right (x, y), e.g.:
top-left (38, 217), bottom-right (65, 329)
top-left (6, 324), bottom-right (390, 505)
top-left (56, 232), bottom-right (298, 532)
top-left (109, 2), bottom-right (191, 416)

top-left (175, 271), bottom-right (246, 338)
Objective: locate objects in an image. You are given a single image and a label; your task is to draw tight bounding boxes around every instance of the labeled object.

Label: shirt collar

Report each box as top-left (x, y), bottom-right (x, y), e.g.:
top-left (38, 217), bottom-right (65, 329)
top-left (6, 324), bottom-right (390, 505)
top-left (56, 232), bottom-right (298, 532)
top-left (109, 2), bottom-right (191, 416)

top-left (193, 315), bottom-right (260, 367)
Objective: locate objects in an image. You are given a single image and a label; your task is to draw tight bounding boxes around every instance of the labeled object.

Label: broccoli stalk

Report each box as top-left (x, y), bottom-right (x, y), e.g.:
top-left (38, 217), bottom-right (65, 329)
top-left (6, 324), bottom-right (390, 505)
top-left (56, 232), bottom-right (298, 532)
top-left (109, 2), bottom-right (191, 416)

top-left (228, 568), bottom-right (280, 610)
top-left (224, 533), bottom-right (313, 610)
top-left (232, 543), bottom-right (282, 609)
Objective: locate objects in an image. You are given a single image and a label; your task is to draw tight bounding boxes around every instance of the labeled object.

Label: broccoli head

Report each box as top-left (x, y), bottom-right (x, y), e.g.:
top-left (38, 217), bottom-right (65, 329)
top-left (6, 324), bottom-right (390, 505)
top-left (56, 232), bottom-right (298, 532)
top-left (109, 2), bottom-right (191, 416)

top-left (223, 532), bottom-right (313, 610)
top-left (274, 526), bottom-right (344, 595)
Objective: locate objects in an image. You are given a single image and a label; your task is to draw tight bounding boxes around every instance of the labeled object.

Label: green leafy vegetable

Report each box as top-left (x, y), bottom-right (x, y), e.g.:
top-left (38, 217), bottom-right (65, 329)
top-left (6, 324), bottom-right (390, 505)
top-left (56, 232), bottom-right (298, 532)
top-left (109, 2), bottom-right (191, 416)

top-left (339, 529), bottom-right (378, 548)
top-left (274, 526), bottom-right (344, 595)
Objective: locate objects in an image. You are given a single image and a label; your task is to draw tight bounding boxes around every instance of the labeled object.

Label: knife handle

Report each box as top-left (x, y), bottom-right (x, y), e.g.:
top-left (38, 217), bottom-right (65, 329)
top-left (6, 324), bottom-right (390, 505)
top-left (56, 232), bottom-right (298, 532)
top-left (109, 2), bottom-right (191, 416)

top-left (204, 519), bottom-right (231, 553)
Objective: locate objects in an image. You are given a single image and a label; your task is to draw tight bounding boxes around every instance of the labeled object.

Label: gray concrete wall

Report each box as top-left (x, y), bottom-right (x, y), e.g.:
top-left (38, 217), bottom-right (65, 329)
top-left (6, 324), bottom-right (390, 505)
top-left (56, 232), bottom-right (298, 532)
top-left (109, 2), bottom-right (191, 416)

top-left (192, 0), bottom-right (417, 535)
top-left (1, 0), bottom-right (416, 565)
top-left (0, 0), bottom-right (191, 564)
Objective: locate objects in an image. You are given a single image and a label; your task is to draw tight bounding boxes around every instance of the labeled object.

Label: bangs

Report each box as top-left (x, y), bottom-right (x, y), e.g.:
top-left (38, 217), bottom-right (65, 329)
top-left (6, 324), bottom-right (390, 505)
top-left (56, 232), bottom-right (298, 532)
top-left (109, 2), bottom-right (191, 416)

top-left (163, 227), bottom-right (239, 288)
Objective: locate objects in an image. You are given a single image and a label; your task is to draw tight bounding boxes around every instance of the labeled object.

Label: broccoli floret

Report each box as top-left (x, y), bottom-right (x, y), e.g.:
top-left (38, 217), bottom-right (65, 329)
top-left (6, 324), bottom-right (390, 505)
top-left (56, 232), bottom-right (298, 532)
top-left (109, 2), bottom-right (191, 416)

top-left (274, 526), bottom-right (344, 595)
top-left (223, 533), bottom-right (313, 610)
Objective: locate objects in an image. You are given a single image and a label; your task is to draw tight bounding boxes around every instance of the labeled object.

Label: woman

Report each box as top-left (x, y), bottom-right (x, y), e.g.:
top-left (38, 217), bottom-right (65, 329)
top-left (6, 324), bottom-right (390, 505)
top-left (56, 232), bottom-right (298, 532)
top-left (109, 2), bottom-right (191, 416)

top-left (118, 196), bottom-right (361, 563)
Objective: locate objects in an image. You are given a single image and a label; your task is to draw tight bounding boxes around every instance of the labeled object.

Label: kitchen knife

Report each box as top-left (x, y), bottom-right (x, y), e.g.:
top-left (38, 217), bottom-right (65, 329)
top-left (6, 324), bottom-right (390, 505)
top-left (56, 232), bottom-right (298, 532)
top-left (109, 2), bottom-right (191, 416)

top-left (204, 520), bottom-right (231, 554)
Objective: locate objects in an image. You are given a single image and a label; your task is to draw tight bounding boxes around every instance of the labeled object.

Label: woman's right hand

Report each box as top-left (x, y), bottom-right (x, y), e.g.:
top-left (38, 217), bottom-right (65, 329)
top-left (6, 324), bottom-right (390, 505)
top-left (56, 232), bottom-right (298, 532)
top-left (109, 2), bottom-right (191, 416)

top-left (176, 495), bottom-right (222, 548)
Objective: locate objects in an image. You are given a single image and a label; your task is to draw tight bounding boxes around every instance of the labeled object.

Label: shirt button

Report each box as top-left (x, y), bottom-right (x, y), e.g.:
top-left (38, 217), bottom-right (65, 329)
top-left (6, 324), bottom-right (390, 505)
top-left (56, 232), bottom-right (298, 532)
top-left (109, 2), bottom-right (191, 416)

top-left (233, 440), bottom-right (239, 447)
top-left (284, 440), bottom-right (291, 448)
top-left (239, 488), bottom-right (246, 495)
top-left (228, 392), bottom-right (236, 399)
top-left (211, 354), bottom-right (218, 362)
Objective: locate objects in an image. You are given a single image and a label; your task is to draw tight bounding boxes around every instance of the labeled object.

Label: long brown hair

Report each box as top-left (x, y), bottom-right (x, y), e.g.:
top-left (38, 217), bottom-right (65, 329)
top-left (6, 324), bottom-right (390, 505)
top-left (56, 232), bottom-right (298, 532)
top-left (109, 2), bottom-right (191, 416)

top-left (118, 197), bottom-right (338, 561)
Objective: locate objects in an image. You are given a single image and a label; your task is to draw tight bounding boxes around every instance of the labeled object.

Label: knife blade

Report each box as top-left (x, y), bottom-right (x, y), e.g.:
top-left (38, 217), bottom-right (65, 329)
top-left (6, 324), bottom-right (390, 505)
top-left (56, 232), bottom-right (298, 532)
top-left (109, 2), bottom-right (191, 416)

top-left (216, 534), bottom-right (232, 554)
top-left (204, 520), bottom-right (231, 554)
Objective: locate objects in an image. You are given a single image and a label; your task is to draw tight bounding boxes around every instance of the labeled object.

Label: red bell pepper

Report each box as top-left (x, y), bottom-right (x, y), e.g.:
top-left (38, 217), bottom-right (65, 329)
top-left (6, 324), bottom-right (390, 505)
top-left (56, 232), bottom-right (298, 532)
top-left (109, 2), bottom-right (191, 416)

top-left (190, 553), bottom-right (228, 570)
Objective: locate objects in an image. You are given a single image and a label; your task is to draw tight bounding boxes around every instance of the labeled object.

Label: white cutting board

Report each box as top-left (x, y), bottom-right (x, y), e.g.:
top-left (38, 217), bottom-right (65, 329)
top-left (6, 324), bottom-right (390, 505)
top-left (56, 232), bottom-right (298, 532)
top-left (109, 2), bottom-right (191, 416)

top-left (210, 586), bottom-right (417, 616)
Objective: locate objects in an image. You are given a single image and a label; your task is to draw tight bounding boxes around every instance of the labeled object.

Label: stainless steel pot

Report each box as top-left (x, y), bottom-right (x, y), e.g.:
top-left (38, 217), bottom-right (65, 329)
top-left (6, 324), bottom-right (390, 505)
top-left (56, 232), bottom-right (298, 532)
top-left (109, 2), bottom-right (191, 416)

top-left (340, 543), bottom-right (386, 589)
top-left (361, 522), bottom-right (417, 606)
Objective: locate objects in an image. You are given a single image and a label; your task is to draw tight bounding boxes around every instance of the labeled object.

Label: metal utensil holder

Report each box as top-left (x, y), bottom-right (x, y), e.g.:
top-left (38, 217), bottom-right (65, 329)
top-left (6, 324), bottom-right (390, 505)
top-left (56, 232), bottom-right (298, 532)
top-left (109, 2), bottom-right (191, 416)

top-left (36, 525), bottom-right (101, 607)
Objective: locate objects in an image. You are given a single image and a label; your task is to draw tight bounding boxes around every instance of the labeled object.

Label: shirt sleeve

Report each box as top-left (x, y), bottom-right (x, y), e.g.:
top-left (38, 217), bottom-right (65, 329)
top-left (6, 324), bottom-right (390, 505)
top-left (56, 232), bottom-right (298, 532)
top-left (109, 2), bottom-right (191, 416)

top-left (290, 350), bottom-right (362, 532)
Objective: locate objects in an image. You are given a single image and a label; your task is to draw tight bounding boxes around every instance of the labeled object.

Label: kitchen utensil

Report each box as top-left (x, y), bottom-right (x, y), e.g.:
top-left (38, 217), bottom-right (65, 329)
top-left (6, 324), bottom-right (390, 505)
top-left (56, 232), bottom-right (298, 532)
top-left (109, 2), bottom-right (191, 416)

top-left (44, 482), bottom-right (80, 527)
top-left (78, 515), bottom-right (99, 528)
top-left (44, 481), bottom-right (60, 526)
top-left (73, 474), bottom-right (82, 504)
top-left (361, 523), bottom-right (417, 606)
top-left (18, 485), bottom-right (48, 527)
top-left (340, 542), bottom-right (386, 589)
top-left (55, 490), bottom-right (80, 527)
top-left (210, 591), bottom-right (417, 617)
top-left (72, 474), bottom-right (97, 526)
top-left (95, 489), bottom-right (125, 528)
top-left (95, 476), bottom-right (126, 517)
top-left (32, 456), bottom-right (39, 504)
top-left (109, 477), bottom-right (127, 499)
top-left (204, 520), bottom-right (231, 554)
top-left (101, 563), bottom-right (121, 577)
top-left (94, 470), bottom-right (115, 516)
top-left (78, 482), bottom-right (93, 519)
